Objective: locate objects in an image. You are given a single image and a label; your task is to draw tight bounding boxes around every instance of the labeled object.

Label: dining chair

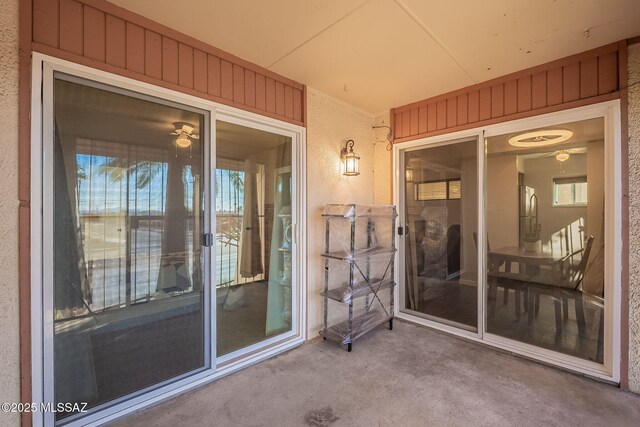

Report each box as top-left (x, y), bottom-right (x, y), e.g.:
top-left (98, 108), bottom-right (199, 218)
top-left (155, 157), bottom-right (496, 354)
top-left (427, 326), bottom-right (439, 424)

top-left (473, 233), bottom-right (529, 320)
top-left (528, 235), bottom-right (595, 338)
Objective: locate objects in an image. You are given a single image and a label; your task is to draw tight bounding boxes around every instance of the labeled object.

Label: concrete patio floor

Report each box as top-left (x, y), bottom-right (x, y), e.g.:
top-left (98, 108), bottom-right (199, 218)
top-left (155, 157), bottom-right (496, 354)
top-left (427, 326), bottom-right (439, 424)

top-left (111, 321), bottom-right (640, 427)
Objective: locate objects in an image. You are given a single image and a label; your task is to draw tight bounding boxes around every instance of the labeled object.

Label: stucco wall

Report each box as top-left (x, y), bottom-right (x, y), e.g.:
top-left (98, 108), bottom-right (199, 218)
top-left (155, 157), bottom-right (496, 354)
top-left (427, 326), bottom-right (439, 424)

top-left (305, 88), bottom-right (378, 338)
top-left (373, 112), bottom-right (393, 205)
top-left (0, 0), bottom-right (22, 424)
top-left (627, 41), bottom-right (640, 392)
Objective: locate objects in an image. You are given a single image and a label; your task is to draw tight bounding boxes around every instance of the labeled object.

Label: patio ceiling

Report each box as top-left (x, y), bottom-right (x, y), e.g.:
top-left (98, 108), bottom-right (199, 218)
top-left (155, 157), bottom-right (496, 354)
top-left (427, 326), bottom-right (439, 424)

top-left (109, 0), bottom-right (640, 114)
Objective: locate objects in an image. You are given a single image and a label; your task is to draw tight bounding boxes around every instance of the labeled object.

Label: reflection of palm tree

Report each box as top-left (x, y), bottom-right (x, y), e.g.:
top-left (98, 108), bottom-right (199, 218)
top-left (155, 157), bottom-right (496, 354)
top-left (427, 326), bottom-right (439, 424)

top-left (76, 165), bottom-right (87, 206)
top-left (215, 169), bottom-right (244, 195)
top-left (217, 169), bottom-right (244, 244)
top-left (101, 158), bottom-right (158, 189)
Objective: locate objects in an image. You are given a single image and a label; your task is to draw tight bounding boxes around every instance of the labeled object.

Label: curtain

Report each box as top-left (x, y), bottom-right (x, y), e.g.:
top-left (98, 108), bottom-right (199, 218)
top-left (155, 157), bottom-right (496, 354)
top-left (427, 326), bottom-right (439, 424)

top-left (238, 159), bottom-right (263, 278)
top-left (266, 141), bottom-right (292, 335)
top-left (54, 122), bottom-right (92, 313)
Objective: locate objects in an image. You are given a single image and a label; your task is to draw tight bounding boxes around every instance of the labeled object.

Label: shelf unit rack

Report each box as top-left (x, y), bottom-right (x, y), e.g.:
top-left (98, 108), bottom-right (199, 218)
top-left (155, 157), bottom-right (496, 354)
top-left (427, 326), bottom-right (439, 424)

top-left (319, 204), bottom-right (397, 352)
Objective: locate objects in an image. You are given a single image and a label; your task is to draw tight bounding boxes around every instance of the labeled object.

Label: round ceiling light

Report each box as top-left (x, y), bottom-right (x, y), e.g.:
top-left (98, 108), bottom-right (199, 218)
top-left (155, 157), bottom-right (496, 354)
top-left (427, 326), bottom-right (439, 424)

top-left (175, 135), bottom-right (192, 148)
top-left (508, 129), bottom-right (573, 148)
top-left (556, 150), bottom-right (570, 162)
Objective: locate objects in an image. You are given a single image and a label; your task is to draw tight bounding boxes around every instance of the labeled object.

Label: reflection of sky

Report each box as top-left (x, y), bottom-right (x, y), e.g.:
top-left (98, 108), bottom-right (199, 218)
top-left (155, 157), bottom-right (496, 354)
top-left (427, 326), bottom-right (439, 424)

top-left (75, 155), bottom-right (243, 216)
top-left (77, 154), bottom-right (196, 214)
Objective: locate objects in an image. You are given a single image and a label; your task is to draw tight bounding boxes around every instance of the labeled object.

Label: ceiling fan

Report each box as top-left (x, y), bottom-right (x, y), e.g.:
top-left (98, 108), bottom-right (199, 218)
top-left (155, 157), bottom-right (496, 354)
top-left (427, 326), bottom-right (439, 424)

top-left (171, 122), bottom-right (199, 148)
top-left (532, 147), bottom-right (587, 162)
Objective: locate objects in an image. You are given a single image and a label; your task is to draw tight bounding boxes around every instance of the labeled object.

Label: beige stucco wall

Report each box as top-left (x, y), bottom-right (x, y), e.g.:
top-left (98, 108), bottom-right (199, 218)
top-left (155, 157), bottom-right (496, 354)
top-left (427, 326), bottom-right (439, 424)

top-left (373, 112), bottom-right (393, 205)
top-left (627, 41), bottom-right (640, 393)
top-left (305, 87), bottom-right (381, 338)
top-left (0, 0), bottom-right (22, 424)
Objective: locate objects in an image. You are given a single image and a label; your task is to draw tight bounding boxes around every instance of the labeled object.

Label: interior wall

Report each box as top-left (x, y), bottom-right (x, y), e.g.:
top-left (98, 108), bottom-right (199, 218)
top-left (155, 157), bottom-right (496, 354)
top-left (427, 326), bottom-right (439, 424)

top-left (305, 87), bottom-right (376, 338)
top-left (627, 40), bottom-right (640, 393)
top-left (0, 0), bottom-right (21, 425)
top-left (522, 154), bottom-right (588, 248)
top-left (486, 156), bottom-right (519, 249)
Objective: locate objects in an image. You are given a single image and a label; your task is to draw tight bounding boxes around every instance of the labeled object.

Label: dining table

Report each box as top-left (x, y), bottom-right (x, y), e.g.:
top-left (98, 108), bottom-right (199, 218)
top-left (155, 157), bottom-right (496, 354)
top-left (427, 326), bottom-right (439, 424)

top-left (487, 245), bottom-right (569, 320)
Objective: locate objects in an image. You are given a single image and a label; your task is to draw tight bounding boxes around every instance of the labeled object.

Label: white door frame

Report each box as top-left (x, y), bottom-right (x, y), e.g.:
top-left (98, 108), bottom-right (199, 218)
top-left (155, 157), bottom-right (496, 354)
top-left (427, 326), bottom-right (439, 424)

top-left (393, 101), bottom-right (621, 383)
top-left (30, 52), bottom-right (307, 427)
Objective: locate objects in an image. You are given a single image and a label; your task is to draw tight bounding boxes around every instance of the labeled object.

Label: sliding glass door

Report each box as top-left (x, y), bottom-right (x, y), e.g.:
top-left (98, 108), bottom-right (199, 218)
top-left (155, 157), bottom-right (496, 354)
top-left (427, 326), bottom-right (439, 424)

top-left (485, 118), bottom-right (606, 364)
top-left (215, 120), bottom-right (294, 356)
top-left (51, 75), bottom-right (209, 419)
top-left (395, 103), bottom-right (619, 379)
top-left (399, 139), bottom-right (479, 331)
top-left (39, 62), bottom-right (304, 426)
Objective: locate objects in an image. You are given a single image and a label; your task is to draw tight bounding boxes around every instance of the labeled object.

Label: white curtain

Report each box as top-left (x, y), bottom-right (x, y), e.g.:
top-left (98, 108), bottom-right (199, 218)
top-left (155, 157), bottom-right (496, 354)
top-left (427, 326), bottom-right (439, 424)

top-left (238, 159), bottom-right (264, 278)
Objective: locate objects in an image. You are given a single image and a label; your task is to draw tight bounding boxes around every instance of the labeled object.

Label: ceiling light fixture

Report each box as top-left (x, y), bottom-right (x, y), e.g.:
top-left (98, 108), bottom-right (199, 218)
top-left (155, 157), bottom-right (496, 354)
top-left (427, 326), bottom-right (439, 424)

top-left (556, 150), bottom-right (570, 162)
top-left (171, 122), bottom-right (199, 149)
top-left (508, 129), bottom-right (573, 148)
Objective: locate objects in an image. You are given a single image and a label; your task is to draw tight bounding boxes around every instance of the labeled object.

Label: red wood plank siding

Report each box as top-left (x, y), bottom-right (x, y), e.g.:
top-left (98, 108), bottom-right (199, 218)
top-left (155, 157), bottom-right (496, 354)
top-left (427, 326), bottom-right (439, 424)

top-left (178, 43), bottom-right (194, 89)
top-left (468, 91), bottom-right (479, 123)
top-left (265, 77), bottom-right (276, 113)
top-left (59, 0), bottom-right (83, 55)
top-left (33, 0), bottom-right (59, 47)
top-left (547, 67), bottom-right (563, 106)
top-left (105, 15), bottom-right (125, 68)
top-left (456, 94), bottom-right (468, 126)
top-left (504, 80), bottom-right (518, 114)
top-left (418, 105), bottom-right (428, 133)
top-left (284, 85), bottom-right (294, 119)
top-left (193, 49), bottom-right (207, 93)
top-left (446, 97), bottom-right (457, 128)
top-left (275, 81), bottom-right (285, 117)
top-left (29, 0), bottom-right (305, 126)
top-left (491, 84), bottom-right (504, 118)
top-left (531, 71), bottom-right (547, 109)
top-left (478, 87), bottom-right (491, 121)
top-left (392, 42), bottom-right (622, 143)
top-left (580, 57), bottom-right (598, 98)
top-left (233, 64), bottom-right (244, 104)
top-left (83, 7), bottom-right (105, 61)
top-left (410, 108), bottom-right (419, 135)
top-left (427, 102), bottom-right (437, 132)
top-left (144, 30), bottom-right (162, 79)
top-left (436, 100), bottom-right (447, 130)
top-left (162, 37), bottom-right (179, 84)
top-left (598, 51), bottom-right (618, 94)
top-left (255, 74), bottom-right (266, 111)
top-left (125, 23), bottom-right (144, 74)
top-left (207, 55), bottom-right (221, 97)
top-left (292, 88), bottom-right (302, 122)
top-left (562, 62), bottom-right (580, 102)
top-left (517, 76), bottom-right (532, 112)
top-left (220, 60), bottom-right (233, 100)
top-left (402, 110), bottom-right (411, 136)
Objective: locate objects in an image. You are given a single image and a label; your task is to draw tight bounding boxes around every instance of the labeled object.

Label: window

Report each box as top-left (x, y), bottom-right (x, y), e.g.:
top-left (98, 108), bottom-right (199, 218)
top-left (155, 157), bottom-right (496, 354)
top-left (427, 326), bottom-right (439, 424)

top-left (553, 176), bottom-right (587, 206)
top-left (415, 179), bottom-right (461, 201)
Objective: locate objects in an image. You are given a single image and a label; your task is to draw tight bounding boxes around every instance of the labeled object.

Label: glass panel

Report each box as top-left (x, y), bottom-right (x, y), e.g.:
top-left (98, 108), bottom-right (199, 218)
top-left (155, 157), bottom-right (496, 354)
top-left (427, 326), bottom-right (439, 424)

top-left (448, 180), bottom-right (461, 199)
top-left (402, 140), bottom-right (478, 330)
top-left (486, 117), bottom-right (605, 363)
top-left (216, 121), bottom-right (293, 356)
top-left (53, 77), bottom-right (206, 418)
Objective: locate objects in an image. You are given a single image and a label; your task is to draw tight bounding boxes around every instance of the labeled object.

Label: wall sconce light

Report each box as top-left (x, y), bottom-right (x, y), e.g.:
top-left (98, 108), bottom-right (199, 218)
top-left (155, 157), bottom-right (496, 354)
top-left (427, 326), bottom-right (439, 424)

top-left (340, 139), bottom-right (360, 176)
top-left (405, 166), bottom-right (414, 183)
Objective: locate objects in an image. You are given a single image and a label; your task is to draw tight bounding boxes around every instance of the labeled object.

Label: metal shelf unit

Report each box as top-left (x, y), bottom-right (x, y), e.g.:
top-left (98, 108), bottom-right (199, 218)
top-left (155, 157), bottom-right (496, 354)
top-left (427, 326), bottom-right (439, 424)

top-left (319, 204), bottom-right (397, 352)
